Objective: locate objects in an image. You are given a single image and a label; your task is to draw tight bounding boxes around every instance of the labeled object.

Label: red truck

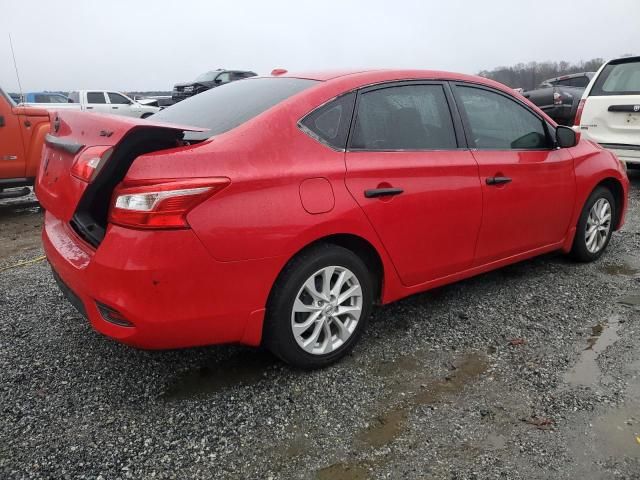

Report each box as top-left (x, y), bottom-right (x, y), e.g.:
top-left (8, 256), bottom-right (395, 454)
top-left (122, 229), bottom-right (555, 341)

top-left (0, 88), bottom-right (49, 199)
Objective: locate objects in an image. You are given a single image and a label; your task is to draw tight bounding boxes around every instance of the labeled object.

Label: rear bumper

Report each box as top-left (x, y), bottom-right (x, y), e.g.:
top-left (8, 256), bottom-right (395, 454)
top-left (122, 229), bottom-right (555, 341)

top-left (43, 212), bottom-right (282, 349)
top-left (604, 147), bottom-right (640, 165)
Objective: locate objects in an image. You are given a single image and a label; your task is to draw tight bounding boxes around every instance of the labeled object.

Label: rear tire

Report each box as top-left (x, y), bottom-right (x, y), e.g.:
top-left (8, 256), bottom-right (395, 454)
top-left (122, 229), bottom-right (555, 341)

top-left (570, 186), bottom-right (616, 262)
top-left (264, 244), bottom-right (374, 369)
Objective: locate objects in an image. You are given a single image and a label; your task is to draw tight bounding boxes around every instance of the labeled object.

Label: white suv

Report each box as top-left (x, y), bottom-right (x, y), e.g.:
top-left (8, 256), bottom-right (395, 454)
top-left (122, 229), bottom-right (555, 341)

top-left (575, 56), bottom-right (640, 166)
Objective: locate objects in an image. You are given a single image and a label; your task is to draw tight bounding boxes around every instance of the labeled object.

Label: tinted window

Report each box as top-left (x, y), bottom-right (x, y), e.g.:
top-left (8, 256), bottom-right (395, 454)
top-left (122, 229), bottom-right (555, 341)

top-left (300, 93), bottom-right (355, 150)
top-left (350, 84), bottom-right (457, 150)
top-left (457, 86), bottom-right (550, 150)
top-left (555, 76), bottom-right (590, 88)
top-left (592, 60), bottom-right (640, 95)
top-left (195, 71), bottom-right (219, 82)
top-left (87, 92), bottom-right (106, 104)
top-left (216, 72), bottom-right (231, 84)
top-left (49, 94), bottom-right (69, 103)
top-left (152, 77), bottom-right (317, 141)
top-left (68, 92), bottom-right (80, 103)
top-left (108, 93), bottom-right (131, 104)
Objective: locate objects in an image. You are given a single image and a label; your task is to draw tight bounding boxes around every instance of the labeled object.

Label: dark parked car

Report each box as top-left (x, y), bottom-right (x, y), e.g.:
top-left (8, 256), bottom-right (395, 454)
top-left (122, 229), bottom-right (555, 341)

top-left (522, 72), bottom-right (595, 125)
top-left (172, 69), bottom-right (257, 102)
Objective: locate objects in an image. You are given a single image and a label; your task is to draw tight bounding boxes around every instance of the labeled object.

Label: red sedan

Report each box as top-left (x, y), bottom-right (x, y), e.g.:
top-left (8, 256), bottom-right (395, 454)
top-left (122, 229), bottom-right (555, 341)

top-left (37, 70), bottom-right (629, 368)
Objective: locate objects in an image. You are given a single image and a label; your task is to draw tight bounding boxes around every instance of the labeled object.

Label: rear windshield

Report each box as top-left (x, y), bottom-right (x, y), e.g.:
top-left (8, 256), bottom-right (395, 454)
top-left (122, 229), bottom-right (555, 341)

top-left (153, 77), bottom-right (318, 140)
top-left (591, 59), bottom-right (640, 96)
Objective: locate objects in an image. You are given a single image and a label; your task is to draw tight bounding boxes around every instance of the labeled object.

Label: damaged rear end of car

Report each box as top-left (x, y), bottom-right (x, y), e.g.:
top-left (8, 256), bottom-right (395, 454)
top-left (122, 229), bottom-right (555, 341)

top-left (36, 110), bottom-right (241, 348)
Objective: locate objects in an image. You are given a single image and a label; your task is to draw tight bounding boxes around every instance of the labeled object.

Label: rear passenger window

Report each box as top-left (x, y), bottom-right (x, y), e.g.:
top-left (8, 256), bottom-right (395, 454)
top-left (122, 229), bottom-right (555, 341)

top-left (87, 92), bottom-right (106, 104)
top-left (456, 86), bottom-right (550, 150)
top-left (300, 92), bottom-right (355, 150)
top-left (349, 84), bottom-right (457, 150)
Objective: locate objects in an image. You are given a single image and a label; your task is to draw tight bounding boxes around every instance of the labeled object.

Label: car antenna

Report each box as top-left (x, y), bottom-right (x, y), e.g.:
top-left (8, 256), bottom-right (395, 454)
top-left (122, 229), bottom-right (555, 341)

top-left (8, 33), bottom-right (25, 104)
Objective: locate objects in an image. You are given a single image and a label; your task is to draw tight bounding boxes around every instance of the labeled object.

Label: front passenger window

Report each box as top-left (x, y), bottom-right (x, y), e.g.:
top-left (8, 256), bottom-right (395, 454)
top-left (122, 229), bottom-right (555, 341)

top-left (456, 86), bottom-right (550, 150)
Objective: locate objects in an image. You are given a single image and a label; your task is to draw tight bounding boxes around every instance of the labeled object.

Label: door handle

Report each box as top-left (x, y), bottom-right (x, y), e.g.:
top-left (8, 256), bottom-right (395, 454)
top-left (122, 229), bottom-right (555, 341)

top-left (364, 187), bottom-right (404, 198)
top-left (112, 106), bottom-right (118, 109)
top-left (486, 176), bottom-right (512, 186)
top-left (86, 106), bottom-right (94, 109)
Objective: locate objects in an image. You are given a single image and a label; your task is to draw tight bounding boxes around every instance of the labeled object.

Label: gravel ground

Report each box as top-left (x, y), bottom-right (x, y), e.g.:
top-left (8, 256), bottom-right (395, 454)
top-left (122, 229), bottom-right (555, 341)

top-left (1, 173), bottom-right (639, 479)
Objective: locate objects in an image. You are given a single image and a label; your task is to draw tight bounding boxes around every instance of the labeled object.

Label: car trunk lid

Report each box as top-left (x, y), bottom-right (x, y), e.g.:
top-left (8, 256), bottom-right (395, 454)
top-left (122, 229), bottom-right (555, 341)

top-left (36, 110), bottom-right (206, 243)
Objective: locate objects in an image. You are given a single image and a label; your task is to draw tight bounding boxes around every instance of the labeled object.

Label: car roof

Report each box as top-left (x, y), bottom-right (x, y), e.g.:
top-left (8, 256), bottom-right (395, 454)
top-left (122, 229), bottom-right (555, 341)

top-left (606, 55), bottom-right (640, 65)
top-left (266, 69), bottom-right (516, 93)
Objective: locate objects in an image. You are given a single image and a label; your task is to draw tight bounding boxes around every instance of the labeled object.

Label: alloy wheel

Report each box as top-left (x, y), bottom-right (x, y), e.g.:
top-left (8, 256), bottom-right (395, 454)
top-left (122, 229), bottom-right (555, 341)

top-left (291, 266), bottom-right (363, 355)
top-left (585, 198), bottom-right (612, 254)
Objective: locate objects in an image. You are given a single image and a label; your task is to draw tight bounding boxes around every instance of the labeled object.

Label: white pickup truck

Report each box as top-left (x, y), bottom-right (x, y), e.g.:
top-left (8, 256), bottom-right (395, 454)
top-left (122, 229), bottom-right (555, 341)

top-left (21, 90), bottom-right (160, 119)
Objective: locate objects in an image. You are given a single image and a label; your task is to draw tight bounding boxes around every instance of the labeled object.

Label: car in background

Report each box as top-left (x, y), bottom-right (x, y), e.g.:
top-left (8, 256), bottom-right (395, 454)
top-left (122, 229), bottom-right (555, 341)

top-left (66, 90), bottom-right (160, 118)
top-left (38, 70), bottom-right (628, 368)
top-left (172, 69), bottom-right (257, 102)
top-left (575, 56), bottom-right (640, 167)
top-left (134, 95), bottom-right (175, 109)
top-left (523, 72), bottom-right (595, 125)
top-left (0, 88), bottom-right (49, 199)
top-left (24, 92), bottom-right (71, 104)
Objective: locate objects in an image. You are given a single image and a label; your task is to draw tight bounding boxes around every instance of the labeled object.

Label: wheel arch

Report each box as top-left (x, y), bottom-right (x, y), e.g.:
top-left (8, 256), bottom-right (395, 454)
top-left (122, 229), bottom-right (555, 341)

top-left (596, 177), bottom-right (625, 230)
top-left (267, 233), bottom-right (385, 309)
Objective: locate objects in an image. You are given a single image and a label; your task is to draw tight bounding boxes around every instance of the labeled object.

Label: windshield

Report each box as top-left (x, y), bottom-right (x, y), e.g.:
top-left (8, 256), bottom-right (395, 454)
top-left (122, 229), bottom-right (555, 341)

top-left (153, 77), bottom-right (318, 141)
top-left (194, 71), bottom-right (221, 82)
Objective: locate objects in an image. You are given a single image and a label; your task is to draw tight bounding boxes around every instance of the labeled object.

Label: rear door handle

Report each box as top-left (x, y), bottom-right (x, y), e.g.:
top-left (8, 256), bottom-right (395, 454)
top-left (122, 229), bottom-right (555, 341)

top-left (112, 106), bottom-right (118, 109)
top-left (486, 176), bottom-right (512, 186)
top-left (364, 187), bottom-right (404, 198)
top-left (86, 106), bottom-right (94, 109)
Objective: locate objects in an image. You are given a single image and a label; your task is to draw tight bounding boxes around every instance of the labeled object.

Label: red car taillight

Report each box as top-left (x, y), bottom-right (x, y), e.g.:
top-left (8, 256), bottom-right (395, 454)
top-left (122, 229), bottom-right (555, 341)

top-left (574, 99), bottom-right (586, 126)
top-left (109, 178), bottom-right (230, 229)
top-left (71, 146), bottom-right (113, 182)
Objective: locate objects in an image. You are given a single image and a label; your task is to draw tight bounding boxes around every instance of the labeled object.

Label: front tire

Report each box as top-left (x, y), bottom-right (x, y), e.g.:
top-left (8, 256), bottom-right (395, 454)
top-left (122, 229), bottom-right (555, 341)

top-left (264, 244), bottom-right (374, 369)
top-left (570, 186), bottom-right (616, 262)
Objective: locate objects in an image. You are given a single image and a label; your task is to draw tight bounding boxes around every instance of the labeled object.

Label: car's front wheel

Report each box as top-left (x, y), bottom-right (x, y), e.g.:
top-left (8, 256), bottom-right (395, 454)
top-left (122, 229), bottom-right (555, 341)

top-left (570, 186), bottom-right (616, 262)
top-left (264, 244), bottom-right (374, 369)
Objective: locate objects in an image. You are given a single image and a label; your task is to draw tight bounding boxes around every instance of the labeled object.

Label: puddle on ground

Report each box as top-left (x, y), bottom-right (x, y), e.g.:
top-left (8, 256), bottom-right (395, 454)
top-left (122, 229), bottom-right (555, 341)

top-left (161, 351), bottom-right (275, 401)
top-left (600, 255), bottom-right (640, 277)
top-left (316, 462), bottom-right (369, 480)
top-left (592, 407), bottom-right (640, 459)
top-left (618, 294), bottom-right (640, 307)
top-left (359, 353), bottom-right (489, 447)
top-left (563, 315), bottom-right (621, 387)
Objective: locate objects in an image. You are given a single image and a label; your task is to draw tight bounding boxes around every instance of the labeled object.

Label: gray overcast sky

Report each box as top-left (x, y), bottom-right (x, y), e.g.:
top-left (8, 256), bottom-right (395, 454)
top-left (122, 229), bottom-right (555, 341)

top-left (1, 0), bottom-right (638, 92)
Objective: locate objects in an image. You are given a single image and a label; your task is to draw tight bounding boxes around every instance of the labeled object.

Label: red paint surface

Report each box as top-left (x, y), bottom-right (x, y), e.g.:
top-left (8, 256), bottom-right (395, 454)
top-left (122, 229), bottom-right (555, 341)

top-left (39, 70), bottom-right (629, 349)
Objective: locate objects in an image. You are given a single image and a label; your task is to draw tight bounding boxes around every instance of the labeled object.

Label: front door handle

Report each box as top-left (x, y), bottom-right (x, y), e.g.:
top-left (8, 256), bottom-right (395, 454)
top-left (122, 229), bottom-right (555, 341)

top-left (364, 187), bottom-right (404, 198)
top-left (112, 106), bottom-right (118, 109)
top-left (86, 106), bottom-right (94, 109)
top-left (486, 176), bottom-right (512, 186)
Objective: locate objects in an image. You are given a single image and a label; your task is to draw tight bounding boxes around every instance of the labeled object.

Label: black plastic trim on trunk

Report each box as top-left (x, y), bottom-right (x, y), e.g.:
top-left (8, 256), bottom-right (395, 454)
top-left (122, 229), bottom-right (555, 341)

top-left (45, 133), bottom-right (85, 154)
top-left (607, 105), bottom-right (640, 113)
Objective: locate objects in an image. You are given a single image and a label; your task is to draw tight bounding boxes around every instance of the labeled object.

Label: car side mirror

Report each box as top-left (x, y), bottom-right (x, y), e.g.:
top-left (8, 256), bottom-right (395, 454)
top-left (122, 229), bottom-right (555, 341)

top-left (214, 78), bottom-right (222, 84)
top-left (0, 115), bottom-right (4, 127)
top-left (556, 125), bottom-right (577, 148)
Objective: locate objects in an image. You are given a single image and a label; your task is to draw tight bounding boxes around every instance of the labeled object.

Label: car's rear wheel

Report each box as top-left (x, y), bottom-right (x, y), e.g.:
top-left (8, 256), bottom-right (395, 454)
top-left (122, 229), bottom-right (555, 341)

top-left (570, 186), bottom-right (616, 262)
top-left (264, 244), bottom-right (374, 369)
